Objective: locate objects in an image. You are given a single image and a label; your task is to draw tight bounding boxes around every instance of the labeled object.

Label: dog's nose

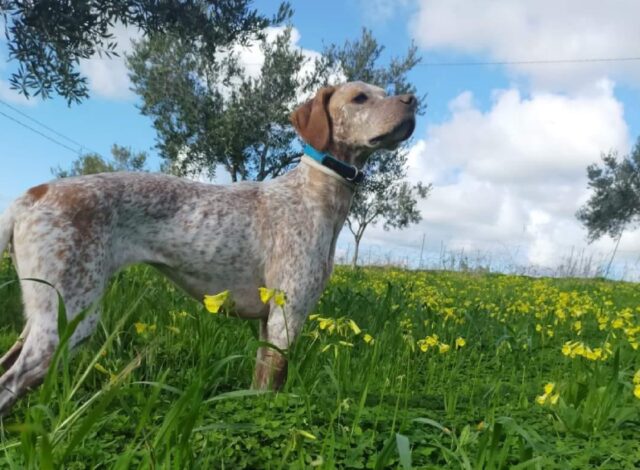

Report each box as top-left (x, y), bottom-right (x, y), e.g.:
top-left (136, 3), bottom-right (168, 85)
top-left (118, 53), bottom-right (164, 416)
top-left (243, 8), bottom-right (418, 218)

top-left (399, 94), bottom-right (417, 108)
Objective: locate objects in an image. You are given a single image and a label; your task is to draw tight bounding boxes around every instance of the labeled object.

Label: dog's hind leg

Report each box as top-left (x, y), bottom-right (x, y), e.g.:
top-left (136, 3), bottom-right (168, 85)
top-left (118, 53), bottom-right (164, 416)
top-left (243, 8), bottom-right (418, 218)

top-left (0, 280), bottom-right (102, 416)
top-left (0, 284), bottom-right (58, 416)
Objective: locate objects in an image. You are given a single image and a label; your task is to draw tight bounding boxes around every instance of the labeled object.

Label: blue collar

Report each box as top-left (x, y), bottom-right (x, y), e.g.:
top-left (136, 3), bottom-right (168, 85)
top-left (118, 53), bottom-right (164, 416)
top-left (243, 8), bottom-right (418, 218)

top-left (303, 144), bottom-right (365, 184)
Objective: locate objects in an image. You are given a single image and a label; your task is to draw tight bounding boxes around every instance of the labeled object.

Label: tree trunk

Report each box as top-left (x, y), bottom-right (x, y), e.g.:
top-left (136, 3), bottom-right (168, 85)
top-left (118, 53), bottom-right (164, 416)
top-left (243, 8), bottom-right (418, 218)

top-left (352, 236), bottom-right (361, 268)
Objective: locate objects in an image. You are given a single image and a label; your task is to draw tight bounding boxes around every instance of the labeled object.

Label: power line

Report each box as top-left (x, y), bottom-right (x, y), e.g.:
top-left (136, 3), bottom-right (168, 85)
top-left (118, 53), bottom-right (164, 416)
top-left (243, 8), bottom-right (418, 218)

top-left (0, 98), bottom-right (97, 153)
top-left (239, 56), bottom-right (640, 67)
top-left (417, 56), bottom-right (640, 67)
top-left (0, 109), bottom-right (80, 154)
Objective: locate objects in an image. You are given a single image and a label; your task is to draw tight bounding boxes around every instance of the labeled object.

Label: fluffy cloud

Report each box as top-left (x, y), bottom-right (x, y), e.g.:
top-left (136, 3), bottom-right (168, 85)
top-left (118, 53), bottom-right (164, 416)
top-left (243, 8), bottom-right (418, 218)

top-left (78, 23), bottom-right (142, 100)
top-left (231, 27), bottom-right (322, 81)
top-left (363, 82), bottom-right (636, 274)
top-left (411, 0), bottom-right (640, 91)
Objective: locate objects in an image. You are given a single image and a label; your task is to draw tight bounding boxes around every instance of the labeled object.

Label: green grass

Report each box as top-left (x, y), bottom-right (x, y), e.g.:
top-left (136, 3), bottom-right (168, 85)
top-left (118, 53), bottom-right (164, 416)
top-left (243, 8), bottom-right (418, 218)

top-left (0, 257), bottom-right (639, 468)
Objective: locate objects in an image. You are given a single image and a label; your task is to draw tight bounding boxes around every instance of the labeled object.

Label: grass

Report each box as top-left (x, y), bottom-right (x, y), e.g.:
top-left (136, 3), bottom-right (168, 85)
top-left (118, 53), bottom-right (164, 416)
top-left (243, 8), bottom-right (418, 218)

top-left (0, 256), bottom-right (639, 468)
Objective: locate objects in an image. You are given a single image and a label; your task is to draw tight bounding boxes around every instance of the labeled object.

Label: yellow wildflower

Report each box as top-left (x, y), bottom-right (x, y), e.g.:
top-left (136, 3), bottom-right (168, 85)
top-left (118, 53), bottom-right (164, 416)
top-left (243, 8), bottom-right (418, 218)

top-left (537, 382), bottom-right (559, 406)
top-left (634, 385), bottom-right (640, 400)
top-left (274, 290), bottom-right (287, 307)
top-left (259, 287), bottom-right (275, 304)
top-left (318, 318), bottom-right (335, 332)
top-left (203, 290), bottom-right (231, 314)
top-left (363, 333), bottom-right (374, 344)
top-left (438, 343), bottom-right (450, 354)
top-left (426, 335), bottom-right (439, 347)
top-left (348, 319), bottom-right (362, 335)
top-left (455, 337), bottom-right (466, 348)
top-left (134, 322), bottom-right (156, 335)
top-left (259, 287), bottom-right (286, 307)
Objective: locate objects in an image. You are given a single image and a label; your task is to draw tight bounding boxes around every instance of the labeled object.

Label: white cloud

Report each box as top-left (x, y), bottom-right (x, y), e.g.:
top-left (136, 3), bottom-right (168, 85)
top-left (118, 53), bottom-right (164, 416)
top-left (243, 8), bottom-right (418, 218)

top-left (411, 0), bottom-right (640, 91)
top-left (79, 23), bottom-right (142, 100)
top-left (363, 83), bottom-right (637, 274)
top-left (226, 26), bottom-right (339, 102)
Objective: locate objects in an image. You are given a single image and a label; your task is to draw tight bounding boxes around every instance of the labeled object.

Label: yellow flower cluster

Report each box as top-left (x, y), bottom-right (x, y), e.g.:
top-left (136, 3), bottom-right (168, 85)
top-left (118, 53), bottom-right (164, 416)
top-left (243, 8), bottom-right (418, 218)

top-left (258, 287), bottom-right (287, 307)
top-left (203, 287), bottom-right (287, 316)
top-left (416, 335), bottom-right (465, 354)
top-left (561, 340), bottom-right (612, 361)
top-left (633, 370), bottom-right (640, 400)
top-left (134, 322), bottom-right (156, 335)
top-left (308, 315), bottom-right (374, 347)
top-left (536, 382), bottom-right (560, 406)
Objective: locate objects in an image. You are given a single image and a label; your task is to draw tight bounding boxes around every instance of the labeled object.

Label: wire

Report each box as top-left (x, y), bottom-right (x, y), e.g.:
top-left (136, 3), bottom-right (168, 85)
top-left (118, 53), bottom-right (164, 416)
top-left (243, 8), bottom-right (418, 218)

top-left (0, 109), bottom-right (80, 154)
top-left (417, 56), bottom-right (640, 67)
top-left (0, 98), bottom-right (97, 153)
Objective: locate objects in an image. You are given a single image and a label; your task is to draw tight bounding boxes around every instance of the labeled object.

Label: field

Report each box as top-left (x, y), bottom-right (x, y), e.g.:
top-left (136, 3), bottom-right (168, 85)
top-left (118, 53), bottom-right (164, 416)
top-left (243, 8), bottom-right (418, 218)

top-left (0, 257), bottom-right (639, 469)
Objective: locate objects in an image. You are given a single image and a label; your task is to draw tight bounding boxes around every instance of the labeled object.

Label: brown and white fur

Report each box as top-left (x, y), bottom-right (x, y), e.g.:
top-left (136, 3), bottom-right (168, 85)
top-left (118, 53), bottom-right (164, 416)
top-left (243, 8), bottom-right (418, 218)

top-left (0, 81), bottom-right (416, 415)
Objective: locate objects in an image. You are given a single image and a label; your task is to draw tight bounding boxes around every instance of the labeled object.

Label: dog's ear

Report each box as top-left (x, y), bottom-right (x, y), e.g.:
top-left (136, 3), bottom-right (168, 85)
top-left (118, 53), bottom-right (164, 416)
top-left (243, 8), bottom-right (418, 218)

top-left (291, 86), bottom-right (336, 152)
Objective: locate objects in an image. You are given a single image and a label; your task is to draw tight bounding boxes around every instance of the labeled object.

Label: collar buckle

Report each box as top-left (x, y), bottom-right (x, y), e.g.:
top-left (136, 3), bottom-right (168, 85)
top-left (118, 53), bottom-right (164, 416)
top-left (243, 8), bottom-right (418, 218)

top-left (303, 144), bottom-right (365, 185)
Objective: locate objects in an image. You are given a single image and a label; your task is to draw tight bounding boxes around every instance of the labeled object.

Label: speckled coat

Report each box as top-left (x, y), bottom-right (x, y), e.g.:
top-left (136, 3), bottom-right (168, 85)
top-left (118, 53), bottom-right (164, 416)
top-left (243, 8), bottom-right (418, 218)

top-left (0, 81), bottom-right (417, 415)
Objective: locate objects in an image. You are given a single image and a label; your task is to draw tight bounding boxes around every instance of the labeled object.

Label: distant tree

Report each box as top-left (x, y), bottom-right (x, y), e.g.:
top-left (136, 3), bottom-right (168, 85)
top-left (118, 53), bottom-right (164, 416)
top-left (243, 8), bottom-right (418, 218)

top-left (128, 26), bottom-right (327, 181)
top-left (576, 137), bottom-right (640, 241)
top-left (0, 0), bottom-right (290, 103)
top-left (323, 29), bottom-right (430, 267)
top-left (52, 144), bottom-right (147, 178)
top-left (346, 155), bottom-right (431, 267)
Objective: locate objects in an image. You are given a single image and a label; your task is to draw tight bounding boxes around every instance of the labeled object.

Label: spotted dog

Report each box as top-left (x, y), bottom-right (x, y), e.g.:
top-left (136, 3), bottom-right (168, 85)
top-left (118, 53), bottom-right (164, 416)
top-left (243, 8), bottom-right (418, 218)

top-left (0, 81), bottom-right (417, 415)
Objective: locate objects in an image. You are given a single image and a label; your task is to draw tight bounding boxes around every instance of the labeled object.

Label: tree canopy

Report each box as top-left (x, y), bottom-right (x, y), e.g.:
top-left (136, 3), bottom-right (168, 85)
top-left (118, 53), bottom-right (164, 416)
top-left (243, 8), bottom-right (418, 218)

top-left (52, 144), bottom-right (148, 178)
top-left (128, 26), bottom-right (327, 181)
top-left (0, 0), bottom-right (290, 103)
top-left (576, 138), bottom-right (640, 242)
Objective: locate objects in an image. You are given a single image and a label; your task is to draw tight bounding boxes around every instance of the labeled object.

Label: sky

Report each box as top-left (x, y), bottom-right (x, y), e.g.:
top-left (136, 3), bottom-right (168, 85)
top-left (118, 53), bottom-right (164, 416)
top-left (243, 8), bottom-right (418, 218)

top-left (1, 0), bottom-right (640, 278)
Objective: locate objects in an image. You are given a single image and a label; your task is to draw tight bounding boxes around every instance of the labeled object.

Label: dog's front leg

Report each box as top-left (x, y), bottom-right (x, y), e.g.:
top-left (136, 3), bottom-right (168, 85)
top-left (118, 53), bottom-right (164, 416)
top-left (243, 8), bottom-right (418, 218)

top-left (252, 301), bottom-right (306, 391)
top-left (253, 333), bottom-right (288, 391)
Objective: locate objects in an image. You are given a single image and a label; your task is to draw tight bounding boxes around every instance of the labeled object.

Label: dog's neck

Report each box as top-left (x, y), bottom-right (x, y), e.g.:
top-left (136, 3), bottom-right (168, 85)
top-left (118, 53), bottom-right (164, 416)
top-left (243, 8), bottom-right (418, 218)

top-left (293, 158), bottom-right (355, 226)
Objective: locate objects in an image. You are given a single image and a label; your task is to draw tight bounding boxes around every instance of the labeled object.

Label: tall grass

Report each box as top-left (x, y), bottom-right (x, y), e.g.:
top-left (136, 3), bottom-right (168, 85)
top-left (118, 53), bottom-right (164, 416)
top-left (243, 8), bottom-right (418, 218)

top-left (0, 256), bottom-right (638, 468)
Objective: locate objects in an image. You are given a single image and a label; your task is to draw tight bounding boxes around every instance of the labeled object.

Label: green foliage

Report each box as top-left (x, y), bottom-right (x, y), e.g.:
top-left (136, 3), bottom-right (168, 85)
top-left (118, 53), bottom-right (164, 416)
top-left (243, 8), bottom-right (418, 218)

top-left (1, 260), bottom-right (639, 468)
top-left (0, 0), bottom-right (290, 104)
top-left (51, 144), bottom-right (148, 178)
top-left (128, 25), bottom-right (324, 181)
top-left (576, 137), bottom-right (640, 241)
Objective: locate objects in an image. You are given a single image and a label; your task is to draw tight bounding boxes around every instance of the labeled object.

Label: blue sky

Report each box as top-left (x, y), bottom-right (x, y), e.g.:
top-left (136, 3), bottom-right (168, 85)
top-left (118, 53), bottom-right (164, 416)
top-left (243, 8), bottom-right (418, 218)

top-left (1, 1), bottom-right (640, 277)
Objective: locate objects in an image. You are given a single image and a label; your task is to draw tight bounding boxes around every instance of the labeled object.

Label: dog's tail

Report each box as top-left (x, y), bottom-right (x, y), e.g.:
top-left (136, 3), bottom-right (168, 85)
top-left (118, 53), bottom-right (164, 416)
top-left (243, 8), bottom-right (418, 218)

top-left (0, 204), bottom-right (16, 257)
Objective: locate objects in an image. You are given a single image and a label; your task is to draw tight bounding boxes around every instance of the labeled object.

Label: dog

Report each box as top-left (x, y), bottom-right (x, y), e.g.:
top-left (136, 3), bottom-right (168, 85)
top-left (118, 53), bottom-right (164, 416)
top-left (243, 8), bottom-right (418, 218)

top-left (0, 81), bottom-right (416, 414)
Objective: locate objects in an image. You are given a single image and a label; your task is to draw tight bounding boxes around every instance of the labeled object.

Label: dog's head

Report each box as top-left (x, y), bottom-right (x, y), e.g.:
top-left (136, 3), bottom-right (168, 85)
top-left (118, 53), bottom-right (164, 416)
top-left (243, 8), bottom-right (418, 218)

top-left (291, 81), bottom-right (417, 167)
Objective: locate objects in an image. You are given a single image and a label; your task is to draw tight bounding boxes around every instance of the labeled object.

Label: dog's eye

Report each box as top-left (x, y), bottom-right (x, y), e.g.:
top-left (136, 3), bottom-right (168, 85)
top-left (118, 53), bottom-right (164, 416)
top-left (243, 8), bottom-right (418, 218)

top-left (352, 93), bottom-right (368, 104)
